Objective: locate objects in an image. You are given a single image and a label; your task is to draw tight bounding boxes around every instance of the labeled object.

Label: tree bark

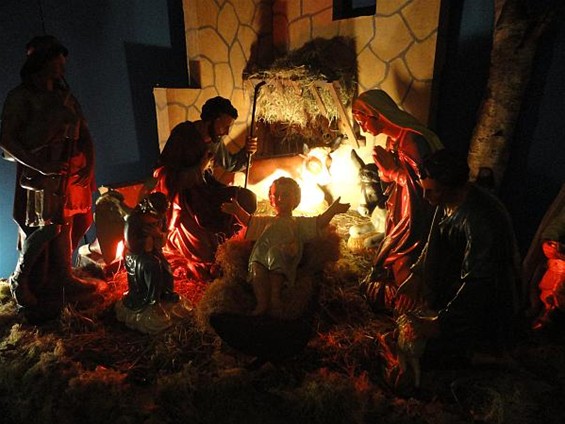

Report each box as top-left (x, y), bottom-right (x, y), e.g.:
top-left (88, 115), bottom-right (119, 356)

top-left (467, 0), bottom-right (559, 188)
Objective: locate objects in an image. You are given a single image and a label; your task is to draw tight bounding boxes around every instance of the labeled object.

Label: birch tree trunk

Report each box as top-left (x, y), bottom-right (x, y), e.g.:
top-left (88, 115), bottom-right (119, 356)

top-left (467, 0), bottom-right (559, 189)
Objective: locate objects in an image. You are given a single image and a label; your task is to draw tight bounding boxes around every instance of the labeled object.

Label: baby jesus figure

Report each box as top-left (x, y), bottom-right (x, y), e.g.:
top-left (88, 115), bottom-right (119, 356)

top-left (221, 177), bottom-right (349, 316)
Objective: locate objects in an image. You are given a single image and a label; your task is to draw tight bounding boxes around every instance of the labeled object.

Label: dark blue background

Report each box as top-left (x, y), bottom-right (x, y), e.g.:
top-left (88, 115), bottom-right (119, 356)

top-left (0, 0), bottom-right (188, 276)
top-left (435, 0), bottom-right (565, 257)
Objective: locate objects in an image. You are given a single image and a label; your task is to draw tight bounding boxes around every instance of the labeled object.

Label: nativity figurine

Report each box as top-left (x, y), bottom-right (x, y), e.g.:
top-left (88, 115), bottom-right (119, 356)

top-left (347, 148), bottom-right (387, 253)
top-left (377, 149), bottom-right (521, 394)
top-left (151, 96), bottom-right (257, 281)
top-left (196, 177), bottom-right (345, 363)
top-left (0, 35), bottom-right (99, 323)
top-left (115, 192), bottom-right (191, 334)
top-left (221, 176), bottom-right (349, 317)
top-left (353, 90), bottom-right (443, 313)
top-left (531, 201), bottom-right (565, 331)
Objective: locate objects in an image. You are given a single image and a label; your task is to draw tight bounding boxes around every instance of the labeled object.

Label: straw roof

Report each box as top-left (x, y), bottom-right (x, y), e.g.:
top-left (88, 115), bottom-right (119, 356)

top-left (247, 37), bottom-right (357, 141)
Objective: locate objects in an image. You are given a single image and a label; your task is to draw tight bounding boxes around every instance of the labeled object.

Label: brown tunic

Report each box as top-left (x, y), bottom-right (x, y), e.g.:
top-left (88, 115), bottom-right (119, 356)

top-left (0, 82), bottom-right (95, 229)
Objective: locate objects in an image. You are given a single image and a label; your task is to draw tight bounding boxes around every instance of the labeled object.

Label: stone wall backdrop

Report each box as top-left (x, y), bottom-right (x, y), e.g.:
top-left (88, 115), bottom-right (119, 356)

top-left (155, 0), bottom-right (273, 153)
top-left (154, 0), bottom-right (442, 153)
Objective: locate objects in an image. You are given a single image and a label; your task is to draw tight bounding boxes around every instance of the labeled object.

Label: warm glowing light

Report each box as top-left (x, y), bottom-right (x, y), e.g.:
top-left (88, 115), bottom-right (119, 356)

top-left (303, 147), bottom-right (332, 187)
top-left (324, 143), bottom-right (375, 210)
top-left (240, 149), bottom-right (332, 214)
top-left (115, 240), bottom-right (125, 260)
top-left (295, 177), bottom-right (325, 214)
top-left (234, 140), bottom-right (382, 215)
top-left (246, 168), bottom-right (293, 204)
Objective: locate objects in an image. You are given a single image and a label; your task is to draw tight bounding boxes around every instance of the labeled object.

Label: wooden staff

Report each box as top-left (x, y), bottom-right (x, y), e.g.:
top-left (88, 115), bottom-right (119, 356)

top-left (245, 80), bottom-right (266, 188)
top-left (51, 129), bottom-right (75, 225)
top-left (53, 80), bottom-right (77, 225)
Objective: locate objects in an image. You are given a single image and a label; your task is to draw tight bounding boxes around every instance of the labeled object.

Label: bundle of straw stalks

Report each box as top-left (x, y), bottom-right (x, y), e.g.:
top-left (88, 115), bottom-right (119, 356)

top-left (247, 36), bottom-right (357, 144)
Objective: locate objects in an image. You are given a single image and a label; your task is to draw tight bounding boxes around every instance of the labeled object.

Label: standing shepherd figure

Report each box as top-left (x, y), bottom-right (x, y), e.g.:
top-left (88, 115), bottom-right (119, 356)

top-left (0, 36), bottom-right (97, 322)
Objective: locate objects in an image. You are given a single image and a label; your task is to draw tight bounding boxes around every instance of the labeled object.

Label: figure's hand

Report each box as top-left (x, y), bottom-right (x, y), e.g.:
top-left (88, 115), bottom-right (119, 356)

top-left (398, 313), bottom-right (440, 342)
top-left (373, 145), bottom-right (397, 179)
top-left (331, 196), bottom-right (350, 214)
top-left (41, 160), bottom-right (69, 176)
top-left (200, 150), bottom-right (214, 172)
top-left (220, 198), bottom-right (241, 215)
top-left (75, 164), bottom-right (94, 187)
top-left (245, 136), bottom-right (258, 155)
top-left (221, 197), bottom-right (250, 225)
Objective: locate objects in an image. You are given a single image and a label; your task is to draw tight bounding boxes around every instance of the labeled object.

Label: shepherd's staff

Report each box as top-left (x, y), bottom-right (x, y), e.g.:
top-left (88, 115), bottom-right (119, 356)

top-left (53, 78), bottom-right (78, 225)
top-left (244, 80), bottom-right (266, 188)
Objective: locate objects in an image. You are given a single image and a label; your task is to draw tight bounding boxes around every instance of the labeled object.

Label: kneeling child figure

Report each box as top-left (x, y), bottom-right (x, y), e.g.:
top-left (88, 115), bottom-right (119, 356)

top-left (122, 192), bottom-right (179, 311)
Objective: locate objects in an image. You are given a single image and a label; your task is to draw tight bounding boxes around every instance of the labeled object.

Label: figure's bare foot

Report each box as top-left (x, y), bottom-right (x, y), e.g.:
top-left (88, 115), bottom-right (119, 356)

top-left (9, 276), bottom-right (38, 307)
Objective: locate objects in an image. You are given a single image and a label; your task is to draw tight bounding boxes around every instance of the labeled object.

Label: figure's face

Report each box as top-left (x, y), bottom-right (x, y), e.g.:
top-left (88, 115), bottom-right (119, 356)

top-left (44, 53), bottom-right (66, 81)
top-left (353, 110), bottom-right (401, 139)
top-left (269, 183), bottom-right (299, 216)
top-left (209, 113), bottom-right (234, 142)
top-left (419, 177), bottom-right (445, 207)
top-left (353, 111), bottom-right (385, 136)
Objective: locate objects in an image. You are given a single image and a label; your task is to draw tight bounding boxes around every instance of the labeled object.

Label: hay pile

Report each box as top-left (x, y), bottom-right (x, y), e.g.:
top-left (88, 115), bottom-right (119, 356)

top-left (247, 36), bottom-right (357, 147)
top-left (0, 209), bottom-right (565, 423)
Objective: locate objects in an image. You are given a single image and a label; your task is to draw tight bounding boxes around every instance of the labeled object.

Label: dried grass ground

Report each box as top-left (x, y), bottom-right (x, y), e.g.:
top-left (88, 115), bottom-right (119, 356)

top-left (0, 210), bottom-right (565, 424)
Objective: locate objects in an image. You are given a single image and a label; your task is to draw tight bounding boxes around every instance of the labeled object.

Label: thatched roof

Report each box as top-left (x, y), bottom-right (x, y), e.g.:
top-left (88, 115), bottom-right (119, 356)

top-left (247, 37), bottom-right (357, 131)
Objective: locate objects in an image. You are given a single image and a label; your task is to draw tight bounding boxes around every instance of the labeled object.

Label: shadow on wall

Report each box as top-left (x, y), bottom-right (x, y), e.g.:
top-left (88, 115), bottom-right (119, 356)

top-left (243, 0), bottom-right (274, 76)
top-left (106, 0), bottom-right (191, 185)
top-left (121, 41), bottom-right (189, 180)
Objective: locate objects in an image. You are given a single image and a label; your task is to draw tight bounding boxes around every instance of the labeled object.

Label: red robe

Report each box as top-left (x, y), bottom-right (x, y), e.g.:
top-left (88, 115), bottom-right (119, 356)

top-left (153, 121), bottom-right (255, 278)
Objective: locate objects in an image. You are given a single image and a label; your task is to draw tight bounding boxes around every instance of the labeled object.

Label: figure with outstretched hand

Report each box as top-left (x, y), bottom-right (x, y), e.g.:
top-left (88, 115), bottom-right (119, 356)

top-left (221, 177), bottom-right (349, 317)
